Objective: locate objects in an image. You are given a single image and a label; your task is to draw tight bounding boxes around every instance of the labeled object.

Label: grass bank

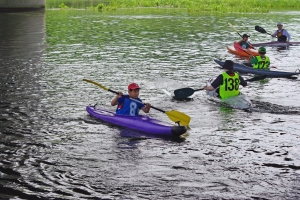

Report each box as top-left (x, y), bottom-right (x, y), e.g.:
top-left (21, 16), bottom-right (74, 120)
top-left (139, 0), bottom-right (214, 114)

top-left (46, 0), bottom-right (300, 13)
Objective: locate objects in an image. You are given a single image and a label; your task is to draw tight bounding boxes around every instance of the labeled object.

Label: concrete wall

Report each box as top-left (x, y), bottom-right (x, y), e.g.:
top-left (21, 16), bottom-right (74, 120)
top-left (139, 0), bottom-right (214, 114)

top-left (0, 0), bottom-right (45, 10)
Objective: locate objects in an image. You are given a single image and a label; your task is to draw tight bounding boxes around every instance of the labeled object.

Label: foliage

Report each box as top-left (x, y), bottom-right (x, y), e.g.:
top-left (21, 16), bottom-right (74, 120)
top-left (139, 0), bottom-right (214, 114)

top-left (58, 3), bottom-right (69, 9)
top-left (46, 0), bottom-right (300, 12)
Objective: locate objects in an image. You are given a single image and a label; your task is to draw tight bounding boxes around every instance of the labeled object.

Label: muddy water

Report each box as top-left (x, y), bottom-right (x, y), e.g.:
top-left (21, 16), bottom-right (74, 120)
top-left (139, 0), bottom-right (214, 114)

top-left (0, 9), bottom-right (300, 199)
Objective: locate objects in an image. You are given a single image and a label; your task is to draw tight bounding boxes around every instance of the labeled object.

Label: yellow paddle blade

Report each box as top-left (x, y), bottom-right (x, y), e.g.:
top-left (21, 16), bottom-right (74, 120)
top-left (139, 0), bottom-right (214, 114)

top-left (83, 79), bottom-right (108, 91)
top-left (165, 110), bottom-right (191, 126)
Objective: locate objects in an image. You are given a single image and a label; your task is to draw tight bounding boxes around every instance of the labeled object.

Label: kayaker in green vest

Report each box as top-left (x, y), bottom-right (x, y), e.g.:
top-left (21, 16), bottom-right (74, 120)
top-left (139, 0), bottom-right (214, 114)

top-left (204, 60), bottom-right (248, 99)
top-left (237, 34), bottom-right (254, 49)
top-left (249, 46), bottom-right (276, 69)
top-left (111, 83), bottom-right (151, 116)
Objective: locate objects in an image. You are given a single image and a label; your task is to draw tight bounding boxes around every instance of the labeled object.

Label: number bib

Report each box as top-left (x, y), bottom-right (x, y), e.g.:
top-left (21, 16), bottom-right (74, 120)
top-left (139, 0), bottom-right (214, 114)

top-left (219, 72), bottom-right (240, 99)
top-left (253, 56), bottom-right (270, 69)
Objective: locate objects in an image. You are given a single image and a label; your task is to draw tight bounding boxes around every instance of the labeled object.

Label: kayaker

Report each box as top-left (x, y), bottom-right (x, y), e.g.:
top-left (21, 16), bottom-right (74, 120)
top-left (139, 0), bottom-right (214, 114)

top-left (249, 46), bottom-right (276, 69)
top-left (204, 60), bottom-right (248, 99)
top-left (111, 82), bottom-right (151, 116)
top-left (271, 22), bottom-right (291, 43)
top-left (237, 34), bottom-right (254, 49)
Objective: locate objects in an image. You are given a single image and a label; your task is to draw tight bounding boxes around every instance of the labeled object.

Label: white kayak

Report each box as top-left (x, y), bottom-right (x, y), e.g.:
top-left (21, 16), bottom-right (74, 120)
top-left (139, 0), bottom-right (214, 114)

top-left (206, 81), bottom-right (252, 110)
top-left (206, 90), bottom-right (252, 110)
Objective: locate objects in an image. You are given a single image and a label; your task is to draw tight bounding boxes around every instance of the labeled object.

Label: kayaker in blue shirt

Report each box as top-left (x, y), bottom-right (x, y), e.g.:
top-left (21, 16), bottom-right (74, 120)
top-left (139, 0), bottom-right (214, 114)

top-left (204, 60), bottom-right (248, 99)
top-left (111, 83), bottom-right (151, 116)
top-left (271, 22), bottom-right (291, 42)
top-left (237, 34), bottom-right (254, 49)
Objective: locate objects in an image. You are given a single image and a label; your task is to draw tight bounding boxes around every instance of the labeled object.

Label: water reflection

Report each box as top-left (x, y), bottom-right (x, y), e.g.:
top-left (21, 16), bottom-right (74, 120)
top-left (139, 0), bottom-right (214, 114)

top-left (0, 9), bottom-right (300, 199)
top-left (0, 10), bottom-right (46, 199)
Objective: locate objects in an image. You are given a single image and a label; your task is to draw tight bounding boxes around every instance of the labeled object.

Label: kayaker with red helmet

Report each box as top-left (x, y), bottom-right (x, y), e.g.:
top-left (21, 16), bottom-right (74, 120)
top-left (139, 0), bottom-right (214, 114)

top-left (111, 83), bottom-right (151, 115)
top-left (204, 60), bottom-right (248, 99)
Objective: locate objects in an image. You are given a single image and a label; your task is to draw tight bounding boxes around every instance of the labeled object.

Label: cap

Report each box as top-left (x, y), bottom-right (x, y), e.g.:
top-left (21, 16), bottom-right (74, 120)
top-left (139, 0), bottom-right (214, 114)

top-left (277, 22), bottom-right (283, 26)
top-left (242, 34), bottom-right (250, 38)
top-left (222, 60), bottom-right (234, 70)
top-left (128, 83), bottom-right (140, 90)
top-left (258, 46), bottom-right (266, 53)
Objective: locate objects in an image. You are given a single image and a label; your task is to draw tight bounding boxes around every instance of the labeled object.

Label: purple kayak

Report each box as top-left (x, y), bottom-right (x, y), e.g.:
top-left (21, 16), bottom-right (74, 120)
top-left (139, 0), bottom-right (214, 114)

top-left (86, 106), bottom-right (187, 137)
top-left (252, 41), bottom-right (300, 47)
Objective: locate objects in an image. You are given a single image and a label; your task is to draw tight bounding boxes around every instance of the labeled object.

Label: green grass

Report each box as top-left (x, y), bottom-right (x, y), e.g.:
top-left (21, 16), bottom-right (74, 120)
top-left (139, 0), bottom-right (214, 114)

top-left (46, 0), bottom-right (300, 12)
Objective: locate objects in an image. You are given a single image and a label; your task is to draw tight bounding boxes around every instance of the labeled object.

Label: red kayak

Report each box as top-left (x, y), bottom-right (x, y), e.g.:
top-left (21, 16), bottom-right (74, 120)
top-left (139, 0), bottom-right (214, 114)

top-left (227, 42), bottom-right (259, 57)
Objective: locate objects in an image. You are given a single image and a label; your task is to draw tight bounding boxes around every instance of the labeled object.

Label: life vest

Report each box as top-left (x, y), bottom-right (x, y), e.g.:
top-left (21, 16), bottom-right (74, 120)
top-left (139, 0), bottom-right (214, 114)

top-left (277, 29), bottom-right (287, 42)
top-left (116, 95), bottom-right (143, 116)
top-left (253, 56), bottom-right (270, 69)
top-left (239, 41), bottom-right (250, 49)
top-left (219, 72), bottom-right (240, 99)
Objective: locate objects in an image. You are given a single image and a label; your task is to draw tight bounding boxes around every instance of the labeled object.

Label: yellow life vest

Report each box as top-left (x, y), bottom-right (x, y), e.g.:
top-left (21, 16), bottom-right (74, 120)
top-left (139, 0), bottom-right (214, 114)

top-left (219, 72), bottom-right (240, 99)
top-left (253, 56), bottom-right (270, 69)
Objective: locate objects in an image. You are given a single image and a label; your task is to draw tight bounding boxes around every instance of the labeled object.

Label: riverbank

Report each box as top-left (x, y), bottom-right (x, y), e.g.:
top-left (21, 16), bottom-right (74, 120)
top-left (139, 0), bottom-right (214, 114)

top-left (46, 0), bottom-right (300, 13)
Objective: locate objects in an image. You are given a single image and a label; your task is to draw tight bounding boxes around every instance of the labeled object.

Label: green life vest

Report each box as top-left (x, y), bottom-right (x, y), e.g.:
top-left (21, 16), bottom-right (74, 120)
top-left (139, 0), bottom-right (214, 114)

top-left (219, 72), bottom-right (240, 99)
top-left (253, 56), bottom-right (270, 69)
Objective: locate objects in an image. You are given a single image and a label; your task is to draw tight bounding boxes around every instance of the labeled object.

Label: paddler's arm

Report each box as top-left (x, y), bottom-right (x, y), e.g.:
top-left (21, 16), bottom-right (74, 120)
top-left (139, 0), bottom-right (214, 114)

top-left (142, 103), bottom-right (151, 113)
top-left (249, 56), bottom-right (258, 65)
top-left (204, 75), bottom-right (222, 91)
top-left (111, 92), bottom-right (123, 106)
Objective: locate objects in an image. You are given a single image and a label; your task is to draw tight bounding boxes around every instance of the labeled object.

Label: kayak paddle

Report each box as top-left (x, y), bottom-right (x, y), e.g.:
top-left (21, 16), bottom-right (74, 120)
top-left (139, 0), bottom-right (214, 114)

top-left (255, 26), bottom-right (274, 37)
top-left (229, 23), bottom-right (255, 49)
top-left (82, 79), bottom-right (191, 126)
top-left (174, 88), bottom-right (204, 100)
top-left (173, 76), bottom-right (267, 100)
top-left (245, 75), bottom-right (267, 82)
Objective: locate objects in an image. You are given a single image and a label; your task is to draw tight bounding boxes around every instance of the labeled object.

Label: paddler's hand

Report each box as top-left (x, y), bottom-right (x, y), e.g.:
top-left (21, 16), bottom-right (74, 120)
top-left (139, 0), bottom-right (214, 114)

top-left (111, 92), bottom-right (123, 106)
top-left (142, 103), bottom-right (151, 113)
top-left (204, 85), bottom-right (215, 91)
top-left (117, 92), bottom-right (123, 98)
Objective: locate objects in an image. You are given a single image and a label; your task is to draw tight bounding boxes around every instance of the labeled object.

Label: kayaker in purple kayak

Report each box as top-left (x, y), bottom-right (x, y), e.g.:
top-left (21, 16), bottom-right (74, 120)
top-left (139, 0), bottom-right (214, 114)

top-left (271, 22), bottom-right (291, 43)
top-left (111, 83), bottom-right (151, 116)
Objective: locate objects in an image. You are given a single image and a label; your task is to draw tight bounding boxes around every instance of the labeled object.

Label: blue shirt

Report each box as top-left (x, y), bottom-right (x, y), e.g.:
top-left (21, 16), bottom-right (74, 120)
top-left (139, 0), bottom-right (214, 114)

top-left (116, 95), bottom-right (144, 116)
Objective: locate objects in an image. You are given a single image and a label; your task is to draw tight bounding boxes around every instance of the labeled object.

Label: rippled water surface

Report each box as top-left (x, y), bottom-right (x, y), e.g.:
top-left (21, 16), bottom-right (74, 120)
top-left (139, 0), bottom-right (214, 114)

top-left (1, 9), bottom-right (300, 199)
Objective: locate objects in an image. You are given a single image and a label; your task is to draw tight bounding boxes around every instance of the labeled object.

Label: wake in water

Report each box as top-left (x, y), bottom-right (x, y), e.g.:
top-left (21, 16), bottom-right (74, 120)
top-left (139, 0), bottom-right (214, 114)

top-left (205, 97), bottom-right (300, 114)
top-left (250, 100), bottom-right (300, 115)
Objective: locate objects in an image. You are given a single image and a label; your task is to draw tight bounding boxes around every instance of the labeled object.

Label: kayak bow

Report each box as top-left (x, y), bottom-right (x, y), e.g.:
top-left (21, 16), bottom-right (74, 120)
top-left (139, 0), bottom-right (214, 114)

top-left (214, 59), bottom-right (300, 78)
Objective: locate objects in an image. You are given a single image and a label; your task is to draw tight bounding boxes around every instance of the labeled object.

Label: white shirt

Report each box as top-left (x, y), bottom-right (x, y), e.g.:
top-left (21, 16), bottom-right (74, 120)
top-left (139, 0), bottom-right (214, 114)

top-left (272, 29), bottom-right (291, 41)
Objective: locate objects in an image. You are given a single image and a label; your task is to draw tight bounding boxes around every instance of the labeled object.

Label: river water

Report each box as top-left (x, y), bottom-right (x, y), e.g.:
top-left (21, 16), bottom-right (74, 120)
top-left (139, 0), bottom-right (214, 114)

top-left (0, 9), bottom-right (300, 199)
